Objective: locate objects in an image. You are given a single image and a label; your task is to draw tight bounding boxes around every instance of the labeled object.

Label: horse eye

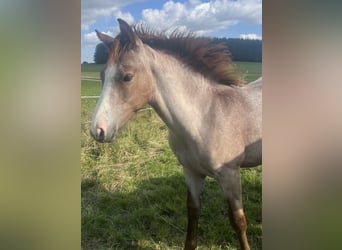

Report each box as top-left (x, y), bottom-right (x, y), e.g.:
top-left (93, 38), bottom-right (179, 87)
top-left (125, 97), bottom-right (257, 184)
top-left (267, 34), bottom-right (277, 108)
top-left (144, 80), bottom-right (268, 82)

top-left (123, 74), bottom-right (133, 82)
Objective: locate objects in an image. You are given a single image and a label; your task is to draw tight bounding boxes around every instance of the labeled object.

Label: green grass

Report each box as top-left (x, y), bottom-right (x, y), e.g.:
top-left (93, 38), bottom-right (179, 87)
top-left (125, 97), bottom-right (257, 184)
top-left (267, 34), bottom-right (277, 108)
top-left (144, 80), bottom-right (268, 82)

top-left (234, 61), bottom-right (262, 83)
top-left (82, 63), bottom-right (106, 72)
top-left (81, 62), bottom-right (262, 250)
top-left (82, 80), bottom-right (102, 97)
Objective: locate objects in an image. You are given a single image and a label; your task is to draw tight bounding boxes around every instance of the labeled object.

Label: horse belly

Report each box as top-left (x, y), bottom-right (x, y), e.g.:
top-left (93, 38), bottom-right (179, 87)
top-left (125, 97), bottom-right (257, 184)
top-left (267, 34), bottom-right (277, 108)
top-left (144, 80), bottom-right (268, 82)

top-left (241, 139), bottom-right (262, 168)
top-left (168, 134), bottom-right (217, 177)
top-left (177, 148), bottom-right (217, 176)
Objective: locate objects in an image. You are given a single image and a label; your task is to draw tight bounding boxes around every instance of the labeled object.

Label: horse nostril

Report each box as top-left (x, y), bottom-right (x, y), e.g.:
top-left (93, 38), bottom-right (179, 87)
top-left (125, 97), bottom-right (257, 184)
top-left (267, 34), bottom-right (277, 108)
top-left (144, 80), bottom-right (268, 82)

top-left (97, 128), bottom-right (105, 141)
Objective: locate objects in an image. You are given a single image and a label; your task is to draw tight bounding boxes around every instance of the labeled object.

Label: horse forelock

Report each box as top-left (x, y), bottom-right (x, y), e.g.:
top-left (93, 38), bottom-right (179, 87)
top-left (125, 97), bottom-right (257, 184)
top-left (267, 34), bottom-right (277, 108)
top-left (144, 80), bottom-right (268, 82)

top-left (105, 32), bottom-right (138, 65)
top-left (107, 38), bottom-right (126, 64)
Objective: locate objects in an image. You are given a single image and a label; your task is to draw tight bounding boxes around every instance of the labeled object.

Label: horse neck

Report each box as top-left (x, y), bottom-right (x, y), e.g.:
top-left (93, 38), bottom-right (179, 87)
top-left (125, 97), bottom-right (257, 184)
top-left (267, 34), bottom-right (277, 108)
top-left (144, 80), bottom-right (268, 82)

top-left (148, 50), bottom-right (217, 138)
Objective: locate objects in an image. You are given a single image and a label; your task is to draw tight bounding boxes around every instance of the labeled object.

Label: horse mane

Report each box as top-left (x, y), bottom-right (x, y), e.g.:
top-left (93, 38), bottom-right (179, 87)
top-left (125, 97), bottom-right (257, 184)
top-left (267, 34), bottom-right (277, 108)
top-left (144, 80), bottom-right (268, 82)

top-left (115, 24), bottom-right (244, 86)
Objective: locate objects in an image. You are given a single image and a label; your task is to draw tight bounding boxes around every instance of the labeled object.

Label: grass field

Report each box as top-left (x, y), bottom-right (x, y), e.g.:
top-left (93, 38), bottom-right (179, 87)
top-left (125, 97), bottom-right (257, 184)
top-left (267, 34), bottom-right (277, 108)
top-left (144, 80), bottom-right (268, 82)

top-left (81, 62), bottom-right (262, 250)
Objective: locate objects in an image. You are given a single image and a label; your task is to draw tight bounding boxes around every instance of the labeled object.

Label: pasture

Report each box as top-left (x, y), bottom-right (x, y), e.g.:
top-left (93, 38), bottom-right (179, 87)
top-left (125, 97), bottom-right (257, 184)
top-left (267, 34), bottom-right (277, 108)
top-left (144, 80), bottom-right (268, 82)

top-left (81, 62), bottom-right (262, 249)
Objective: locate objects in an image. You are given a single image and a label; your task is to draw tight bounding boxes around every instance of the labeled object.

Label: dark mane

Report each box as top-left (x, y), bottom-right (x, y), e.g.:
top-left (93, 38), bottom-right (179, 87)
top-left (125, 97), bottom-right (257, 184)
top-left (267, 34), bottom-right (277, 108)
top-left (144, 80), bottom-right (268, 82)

top-left (117, 24), bottom-right (244, 86)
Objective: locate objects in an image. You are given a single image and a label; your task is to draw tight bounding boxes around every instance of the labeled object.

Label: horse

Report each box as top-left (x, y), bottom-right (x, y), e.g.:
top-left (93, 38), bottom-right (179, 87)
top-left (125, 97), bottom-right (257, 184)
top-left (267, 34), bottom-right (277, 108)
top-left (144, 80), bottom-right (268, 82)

top-left (90, 18), bottom-right (262, 250)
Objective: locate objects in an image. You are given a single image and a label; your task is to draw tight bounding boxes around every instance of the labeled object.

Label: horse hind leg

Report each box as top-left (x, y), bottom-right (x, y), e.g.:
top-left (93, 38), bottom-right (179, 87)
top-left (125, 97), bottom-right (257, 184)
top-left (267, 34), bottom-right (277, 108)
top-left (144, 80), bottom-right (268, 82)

top-left (220, 167), bottom-right (250, 250)
top-left (228, 207), bottom-right (250, 250)
top-left (183, 168), bottom-right (205, 250)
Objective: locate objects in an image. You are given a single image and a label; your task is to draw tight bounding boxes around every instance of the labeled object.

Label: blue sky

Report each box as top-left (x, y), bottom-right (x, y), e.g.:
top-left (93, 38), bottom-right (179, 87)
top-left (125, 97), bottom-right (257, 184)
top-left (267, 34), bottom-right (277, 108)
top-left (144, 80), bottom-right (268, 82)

top-left (81, 0), bottom-right (262, 63)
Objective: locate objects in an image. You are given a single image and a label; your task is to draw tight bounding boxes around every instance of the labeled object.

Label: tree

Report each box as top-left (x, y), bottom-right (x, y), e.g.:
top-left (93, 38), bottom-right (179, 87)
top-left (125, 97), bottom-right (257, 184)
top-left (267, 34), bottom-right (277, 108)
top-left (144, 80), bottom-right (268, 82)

top-left (94, 43), bottom-right (109, 64)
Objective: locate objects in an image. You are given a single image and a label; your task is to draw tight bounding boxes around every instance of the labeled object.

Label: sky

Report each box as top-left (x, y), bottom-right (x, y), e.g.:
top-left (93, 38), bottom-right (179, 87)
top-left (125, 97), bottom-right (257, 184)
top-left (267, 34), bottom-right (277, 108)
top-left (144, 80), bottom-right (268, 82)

top-left (81, 0), bottom-right (262, 63)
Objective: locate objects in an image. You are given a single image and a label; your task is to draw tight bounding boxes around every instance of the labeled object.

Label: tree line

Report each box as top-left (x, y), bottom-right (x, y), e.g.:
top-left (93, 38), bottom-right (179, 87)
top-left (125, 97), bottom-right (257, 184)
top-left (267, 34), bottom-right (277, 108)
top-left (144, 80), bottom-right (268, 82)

top-left (212, 38), bottom-right (262, 62)
top-left (93, 37), bottom-right (262, 64)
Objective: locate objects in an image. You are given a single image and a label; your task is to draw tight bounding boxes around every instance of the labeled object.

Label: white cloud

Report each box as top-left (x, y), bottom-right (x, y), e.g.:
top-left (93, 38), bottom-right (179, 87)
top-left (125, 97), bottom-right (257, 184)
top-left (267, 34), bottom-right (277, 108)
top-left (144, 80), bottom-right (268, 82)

top-left (115, 10), bottom-right (135, 24)
top-left (81, 0), bottom-right (140, 30)
top-left (83, 32), bottom-right (100, 48)
top-left (81, 0), bottom-right (137, 61)
top-left (82, 30), bottom-right (117, 62)
top-left (82, 0), bottom-right (261, 33)
top-left (81, 0), bottom-right (262, 34)
top-left (81, 1), bottom-right (138, 62)
top-left (240, 33), bottom-right (262, 40)
top-left (141, 0), bottom-right (262, 35)
top-left (81, 0), bottom-right (262, 62)
top-left (82, 31), bottom-right (115, 48)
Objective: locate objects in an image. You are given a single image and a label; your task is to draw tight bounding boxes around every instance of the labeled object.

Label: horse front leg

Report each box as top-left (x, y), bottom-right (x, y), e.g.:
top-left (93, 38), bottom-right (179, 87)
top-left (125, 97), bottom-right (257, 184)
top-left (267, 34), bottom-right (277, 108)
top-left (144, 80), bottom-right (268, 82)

top-left (184, 190), bottom-right (200, 250)
top-left (183, 169), bottom-right (205, 250)
top-left (220, 167), bottom-right (250, 250)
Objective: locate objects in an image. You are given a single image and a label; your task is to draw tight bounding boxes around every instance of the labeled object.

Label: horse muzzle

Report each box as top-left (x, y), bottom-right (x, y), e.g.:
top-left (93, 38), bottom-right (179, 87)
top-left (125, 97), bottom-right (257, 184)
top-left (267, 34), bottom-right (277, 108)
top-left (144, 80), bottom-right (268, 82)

top-left (90, 124), bottom-right (115, 143)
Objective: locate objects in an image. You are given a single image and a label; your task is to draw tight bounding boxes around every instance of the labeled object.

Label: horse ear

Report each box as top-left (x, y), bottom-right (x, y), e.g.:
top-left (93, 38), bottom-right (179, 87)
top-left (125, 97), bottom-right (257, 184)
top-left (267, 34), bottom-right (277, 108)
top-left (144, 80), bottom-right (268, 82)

top-left (117, 18), bottom-right (138, 48)
top-left (95, 30), bottom-right (116, 48)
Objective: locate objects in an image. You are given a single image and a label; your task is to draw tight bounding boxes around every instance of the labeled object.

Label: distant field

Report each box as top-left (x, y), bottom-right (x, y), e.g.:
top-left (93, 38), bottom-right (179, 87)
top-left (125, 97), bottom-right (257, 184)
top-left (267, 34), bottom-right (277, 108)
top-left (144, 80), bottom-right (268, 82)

top-left (81, 62), bottom-right (262, 250)
top-left (234, 61), bottom-right (262, 83)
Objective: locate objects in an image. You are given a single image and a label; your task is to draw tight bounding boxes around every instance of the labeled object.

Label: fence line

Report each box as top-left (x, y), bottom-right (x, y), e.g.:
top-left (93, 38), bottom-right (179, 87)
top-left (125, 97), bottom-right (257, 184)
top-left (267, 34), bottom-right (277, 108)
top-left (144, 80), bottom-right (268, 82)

top-left (81, 96), bottom-right (153, 111)
top-left (83, 107), bottom-right (153, 124)
top-left (81, 77), bottom-right (101, 82)
top-left (81, 96), bottom-right (100, 99)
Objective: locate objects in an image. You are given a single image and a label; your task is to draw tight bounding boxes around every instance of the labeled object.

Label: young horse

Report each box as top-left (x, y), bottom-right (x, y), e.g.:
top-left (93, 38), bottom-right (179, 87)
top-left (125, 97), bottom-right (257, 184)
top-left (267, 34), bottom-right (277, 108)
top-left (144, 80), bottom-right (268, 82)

top-left (90, 19), bottom-right (262, 250)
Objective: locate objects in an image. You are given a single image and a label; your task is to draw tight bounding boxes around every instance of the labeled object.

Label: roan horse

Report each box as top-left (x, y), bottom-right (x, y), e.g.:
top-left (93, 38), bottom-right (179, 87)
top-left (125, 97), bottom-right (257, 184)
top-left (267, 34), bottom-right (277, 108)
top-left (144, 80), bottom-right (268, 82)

top-left (90, 19), bottom-right (262, 250)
